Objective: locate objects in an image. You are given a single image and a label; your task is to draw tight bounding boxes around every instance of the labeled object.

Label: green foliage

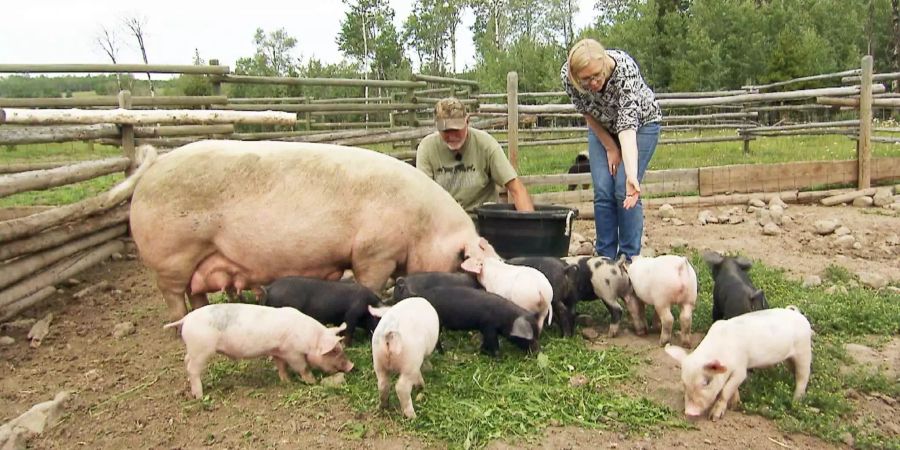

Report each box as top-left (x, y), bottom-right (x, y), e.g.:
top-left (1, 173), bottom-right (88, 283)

top-left (337, 0), bottom-right (410, 79)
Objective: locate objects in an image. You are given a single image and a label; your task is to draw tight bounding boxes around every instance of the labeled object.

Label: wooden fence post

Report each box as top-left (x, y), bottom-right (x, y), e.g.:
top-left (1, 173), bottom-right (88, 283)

top-left (304, 97), bottom-right (312, 131)
top-left (208, 59), bottom-right (222, 97)
top-left (118, 90), bottom-right (136, 174)
top-left (507, 72), bottom-right (519, 171)
top-left (858, 55), bottom-right (873, 189)
top-left (406, 86), bottom-right (417, 150)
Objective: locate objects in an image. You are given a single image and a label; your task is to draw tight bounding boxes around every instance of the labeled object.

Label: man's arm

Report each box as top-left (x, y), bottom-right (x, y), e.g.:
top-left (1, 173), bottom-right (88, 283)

top-left (505, 178), bottom-right (535, 212)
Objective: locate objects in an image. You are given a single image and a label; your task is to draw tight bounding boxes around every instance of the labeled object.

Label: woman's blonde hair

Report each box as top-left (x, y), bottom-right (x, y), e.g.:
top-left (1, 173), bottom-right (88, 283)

top-left (567, 38), bottom-right (613, 93)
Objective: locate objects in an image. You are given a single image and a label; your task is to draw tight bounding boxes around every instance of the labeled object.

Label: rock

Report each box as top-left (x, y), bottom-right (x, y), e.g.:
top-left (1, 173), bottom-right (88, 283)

top-left (706, 215), bottom-right (720, 224)
top-left (569, 374), bottom-right (589, 388)
top-left (581, 327), bottom-right (600, 340)
top-left (698, 210), bottom-right (714, 225)
top-left (27, 313), bottom-right (53, 348)
top-left (756, 208), bottom-right (773, 226)
top-left (746, 205), bottom-right (758, 214)
top-left (841, 432), bottom-right (855, 447)
top-left (769, 196), bottom-right (788, 209)
top-left (726, 207), bottom-right (741, 216)
top-left (886, 234), bottom-right (900, 246)
top-left (111, 252), bottom-right (124, 261)
top-left (889, 203), bottom-right (900, 211)
top-left (717, 215), bottom-right (730, 223)
top-left (63, 278), bottom-right (81, 287)
top-left (571, 232), bottom-right (587, 244)
top-left (1, 318), bottom-right (36, 332)
top-left (852, 241), bottom-right (862, 250)
top-left (888, 286), bottom-right (900, 295)
top-left (834, 226), bottom-right (851, 236)
top-left (852, 196), bottom-right (874, 207)
top-left (669, 238), bottom-right (689, 249)
top-left (834, 235), bottom-right (856, 249)
top-left (640, 246), bottom-right (656, 257)
top-left (575, 314), bottom-right (596, 327)
top-left (0, 336), bottom-right (14, 346)
top-left (658, 204), bottom-right (676, 218)
top-left (321, 372), bottom-right (346, 388)
top-left (0, 391), bottom-right (71, 449)
top-left (728, 215), bottom-right (744, 225)
top-left (112, 322), bottom-right (136, 339)
top-left (83, 369), bottom-right (102, 381)
top-left (662, 217), bottom-right (671, 223)
top-left (672, 219), bottom-right (685, 226)
top-left (762, 222), bottom-right (780, 235)
top-left (802, 275), bottom-right (822, 288)
top-left (749, 198), bottom-right (766, 208)
top-left (574, 242), bottom-right (594, 256)
top-left (825, 285), bottom-right (848, 295)
top-left (873, 188), bottom-right (894, 207)
top-left (856, 271), bottom-right (888, 289)
top-left (814, 220), bottom-right (840, 235)
top-left (769, 204), bottom-right (784, 225)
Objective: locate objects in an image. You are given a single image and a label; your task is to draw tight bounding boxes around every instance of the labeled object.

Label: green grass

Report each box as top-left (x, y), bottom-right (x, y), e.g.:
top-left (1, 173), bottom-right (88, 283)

top-left (188, 252), bottom-right (899, 449)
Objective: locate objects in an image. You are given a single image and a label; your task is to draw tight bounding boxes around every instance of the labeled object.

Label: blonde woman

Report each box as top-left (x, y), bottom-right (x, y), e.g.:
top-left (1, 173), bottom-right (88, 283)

top-left (561, 38), bottom-right (661, 260)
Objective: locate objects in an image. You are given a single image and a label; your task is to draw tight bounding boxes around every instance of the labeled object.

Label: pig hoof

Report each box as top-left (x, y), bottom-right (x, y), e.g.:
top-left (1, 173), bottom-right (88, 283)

top-left (403, 410), bottom-right (417, 420)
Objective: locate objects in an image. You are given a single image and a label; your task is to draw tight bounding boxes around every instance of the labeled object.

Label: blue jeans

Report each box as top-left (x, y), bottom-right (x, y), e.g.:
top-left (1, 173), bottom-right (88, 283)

top-left (588, 122), bottom-right (660, 260)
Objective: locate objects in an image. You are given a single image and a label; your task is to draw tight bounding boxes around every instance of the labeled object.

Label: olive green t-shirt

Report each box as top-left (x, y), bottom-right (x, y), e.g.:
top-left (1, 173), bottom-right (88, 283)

top-left (416, 128), bottom-right (519, 213)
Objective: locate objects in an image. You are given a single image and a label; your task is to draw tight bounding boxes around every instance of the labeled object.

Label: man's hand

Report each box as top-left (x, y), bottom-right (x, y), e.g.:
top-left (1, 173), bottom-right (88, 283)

top-left (624, 176), bottom-right (641, 209)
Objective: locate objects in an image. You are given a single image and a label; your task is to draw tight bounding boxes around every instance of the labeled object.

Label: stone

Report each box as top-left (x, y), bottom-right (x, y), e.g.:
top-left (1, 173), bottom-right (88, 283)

top-left (856, 271), bottom-right (888, 290)
top-left (581, 327), bottom-right (600, 340)
top-left (834, 226), bottom-right (851, 236)
top-left (575, 242), bottom-right (594, 256)
top-left (672, 219), bottom-right (685, 226)
top-left (749, 198), bottom-right (766, 208)
top-left (814, 220), bottom-right (840, 235)
top-left (112, 322), bottom-right (135, 339)
top-left (841, 433), bottom-right (855, 448)
top-left (640, 246), bottom-right (656, 257)
top-left (885, 234), bottom-right (900, 246)
top-left (756, 208), bottom-right (773, 226)
top-left (762, 222), bottom-right (780, 235)
top-left (852, 242), bottom-right (862, 250)
top-left (658, 204), bottom-right (676, 218)
top-left (769, 204), bottom-right (784, 225)
top-left (873, 188), bottom-right (894, 207)
top-left (825, 285), bottom-right (848, 295)
top-left (706, 215), bottom-right (720, 224)
top-left (802, 275), bottom-right (822, 288)
top-left (852, 196), bottom-right (874, 207)
top-left (717, 215), bottom-right (730, 223)
top-left (0, 336), bottom-right (14, 346)
top-left (697, 210), bottom-right (714, 225)
top-left (571, 232), bottom-right (587, 244)
top-left (834, 235), bottom-right (856, 249)
top-left (670, 238), bottom-right (689, 249)
top-left (726, 207), bottom-right (741, 216)
top-left (747, 205), bottom-right (758, 214)
top-left (662, 217), bottom-right (671, 223)
top-left (889, 203), bottom-right (900, 211)
top-left (728, 215), bottom-right (744, 225)
top-left (321, 372), bottom-right (346, 388)
top-left (769, 196), bottom-right (788, 209)
top-left (111, 252), bottom-right (124, 261)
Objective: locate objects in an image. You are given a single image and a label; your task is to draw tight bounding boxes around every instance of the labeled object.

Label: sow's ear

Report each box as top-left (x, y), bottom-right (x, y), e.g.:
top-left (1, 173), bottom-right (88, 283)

top-left (510, 316), bottom-right (535, 341)
top-left (461, 257), bottom-right (483, 274)
top-left (316, 333), bottom-right (342, 356)
top-left (664, 344), bottom-right (689, 366)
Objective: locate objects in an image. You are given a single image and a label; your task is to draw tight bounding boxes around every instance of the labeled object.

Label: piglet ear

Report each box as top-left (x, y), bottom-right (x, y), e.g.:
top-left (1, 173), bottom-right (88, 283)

top-left (368, 305), bottom-right (391, 318)
top-left (702, 250), bottom-right (724, 268)
top-left (664, 344), bottom-right (688, 365)
top-left (734, 257), bottom-right (753, 271)
top-left (461, 257), bottom-right (483, 274)
top-left (316, 333), bottom-right (341, 356)
top-left (328, 322), bottom-right (347, 335)
top-left (750, 289), bottom-right (767, 308)
top-left (510, 316), bottom-right (535, 341)
top-left (703, 360), bottom-right (728, 374)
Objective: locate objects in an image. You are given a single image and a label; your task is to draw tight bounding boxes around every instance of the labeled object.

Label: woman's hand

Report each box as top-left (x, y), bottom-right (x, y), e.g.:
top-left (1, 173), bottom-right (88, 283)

top-left (606, 146), bottom-right (622, 176)
top-left (624, 176), bottom-right (641, 209)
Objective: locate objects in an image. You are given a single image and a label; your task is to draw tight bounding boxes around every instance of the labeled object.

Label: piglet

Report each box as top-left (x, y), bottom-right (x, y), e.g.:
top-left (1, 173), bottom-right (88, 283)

top-left (507, 256), bottom-right (578, 337)
top-left (163, 303), bottom-right (354, 399)
top-left (368, 297), bottom-right (439, 419)
top-left (626, 255), bottom-right (697, 347)
top-left (562, 255), bottom-right (632, 337)
top-left (260, 276), bottom-right (382, 345)
top-left (702, 251), bottom-right (769, 321)
top-left (664, 306), bottom-right (812, 421)
top-left (419, 285), bottom-right (540, 356)
top-left (391, 272), bottom-right (481, 303)
top-left (462, 238), bottom-right (553, 332)
top-left (567, 151), bottom-right (591, 191)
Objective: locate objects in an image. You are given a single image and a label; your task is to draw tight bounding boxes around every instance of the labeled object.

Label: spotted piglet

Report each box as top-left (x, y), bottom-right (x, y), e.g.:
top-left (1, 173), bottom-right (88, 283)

top-left (368, 297), bottom-right (440, 419)
top-left (560, 255), bottom-right (630, 337)
top-left (164, 303), bottom-right (354, 399)
top-left (626, 255), bottom-right (698, 347)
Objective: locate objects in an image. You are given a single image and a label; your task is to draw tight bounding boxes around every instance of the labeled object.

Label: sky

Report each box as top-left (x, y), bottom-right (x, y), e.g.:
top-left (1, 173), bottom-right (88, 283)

top-left (1, 0), bottom-right (597, 74)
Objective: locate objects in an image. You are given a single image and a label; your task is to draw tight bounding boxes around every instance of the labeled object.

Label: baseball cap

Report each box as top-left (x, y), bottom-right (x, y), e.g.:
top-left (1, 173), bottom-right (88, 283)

top-left (434, 97), bottom-right (468, 131)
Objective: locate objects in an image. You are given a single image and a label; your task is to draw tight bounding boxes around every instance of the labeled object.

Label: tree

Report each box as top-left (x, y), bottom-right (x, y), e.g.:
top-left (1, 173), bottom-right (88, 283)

top-left (95, 26), bottom-right (123, 91)
top-left (123, 15), bottom-right (155, 96)
top-left (893, 0), bottom-right (900, 91)
top-left (231, 28), bottom-right (301, 99)
top-left (403, 0), bottom-right (463, 73)
top-left (337, 0), bottom-right (407, 79)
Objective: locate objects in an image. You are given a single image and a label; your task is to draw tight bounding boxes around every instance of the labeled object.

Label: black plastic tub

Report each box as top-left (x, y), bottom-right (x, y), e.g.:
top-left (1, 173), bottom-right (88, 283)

top-left (474, 204), bottom-right (578, 259)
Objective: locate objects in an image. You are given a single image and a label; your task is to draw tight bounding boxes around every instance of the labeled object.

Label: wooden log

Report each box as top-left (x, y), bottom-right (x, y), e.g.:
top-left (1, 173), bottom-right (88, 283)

top-left (0, 240), bottom-right (125, 319)
top-left (820, 188), bottom-right (879, 206)
top-left (0, 124), bottom-right (120, 145)
top-left (227, 97), bottom-right (308, 104)
top-left (699, 160), bottom-right (860, 196)
top-left (331, 117), bottom-right (507, 146)
top-left (133, 124), bottom-right (234, 137)
top-left (746, 120), bottom-right (859, 133)
top-left (2, 108), bottom-right (297, 125)
top-left (0, 225), bottom-right (127, 290)
top-left (871, 136), bottom-right (900, 143)
top-left (278, 127), bottom-right (407, 143)
top-left (858, 56), bottom-right (873, 189)
top-left (0, 287), bottom-right (56, 322)
top-left (0, 157), bottom-right (129, 199)
top-left (662, 112), bottom-right (757, 122)
top-left (72, 281), bottom-right (110, 300)
top-left (309, 96), bottom-right (392, 104)
top-left (0, 63), bottom-right (229, 75)
top-left (507, 72), bottom-right (519, 170)
top-left (221, 102), bottom-right (427, 112)
top-left (0, 161), bottom-right (71, 175)
top-left (118, 91), bottom-right (136, 174)
top-left (747, 129), bottom-right (857, 137)
top-left (660, 85), bottom-right (886, 107)
top-left (655, 90), bottom-right (749, 98)
top-left (0, 96), bottom-right (227, 108)
top-left (0, 206), bottom-right (53, 222)
top-left (842, 72), bottom-right (900, 84)
top-left (411, 73), bottom-right (479, 87)
top-left (0, 146), bottom-right (155, 244)
top-left (310, 121), bottom-right (391, 129)
top-left (746, 104), bottom-right (832, 112)
top-left (742, 69), bottom-right (860, 91)
top-left (817, 97), bottom-right (900, 107)
top-left (414, 97), bottom-right (479, 105)
top-left (213, 74), bottom-right (426, 89)
top-left (660, 136), bottom-right (750, 145)
top-left (0, 204), bottom-right (129, 262)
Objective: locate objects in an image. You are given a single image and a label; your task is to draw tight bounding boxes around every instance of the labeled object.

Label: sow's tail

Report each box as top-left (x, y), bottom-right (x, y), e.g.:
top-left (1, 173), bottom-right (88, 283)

top-left (384, 331), bottom-right (403, 356)
top-left (162, 317), bottom-right (186, 330)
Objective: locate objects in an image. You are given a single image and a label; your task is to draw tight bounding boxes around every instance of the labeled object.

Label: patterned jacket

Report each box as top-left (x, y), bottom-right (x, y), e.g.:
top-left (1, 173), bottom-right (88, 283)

top-left (561, 49), bottom-right (662, 134)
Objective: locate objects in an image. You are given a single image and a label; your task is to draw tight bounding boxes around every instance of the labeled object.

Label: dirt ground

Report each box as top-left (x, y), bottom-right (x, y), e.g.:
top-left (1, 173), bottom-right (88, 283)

top-left (1, 203), bottom-right (898, 449)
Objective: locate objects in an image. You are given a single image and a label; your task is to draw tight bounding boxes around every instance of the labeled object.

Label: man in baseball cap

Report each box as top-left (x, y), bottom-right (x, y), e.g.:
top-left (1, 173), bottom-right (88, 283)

top-left (416, 97), bottom-right (534, 213)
